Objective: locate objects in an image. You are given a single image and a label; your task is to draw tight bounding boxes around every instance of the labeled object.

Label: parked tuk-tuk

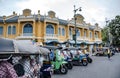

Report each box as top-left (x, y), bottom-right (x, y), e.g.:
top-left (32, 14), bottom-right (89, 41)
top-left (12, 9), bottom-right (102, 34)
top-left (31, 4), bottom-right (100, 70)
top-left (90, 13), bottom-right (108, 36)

top-left (39, 47), bottom-right (53, 78)
top-left (61, 48), bottom-right (73, 69)
top-left (0, 38), bottom-right (53, 78)
top-left (68, 47), bottom-right (88, 66)
top-left (78, 47), bottom-right (93, 63)
top-left (43, 46), bottom-right (68, 74)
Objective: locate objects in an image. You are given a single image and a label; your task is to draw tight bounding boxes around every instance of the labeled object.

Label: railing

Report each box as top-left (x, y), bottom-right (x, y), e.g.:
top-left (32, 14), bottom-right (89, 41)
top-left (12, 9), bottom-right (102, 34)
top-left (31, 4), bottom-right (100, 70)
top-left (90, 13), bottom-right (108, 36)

top-left (16, 33), bottom-right (35, 39)
top-left (94, 38), bottom-right (102, 42)
top-left (68, 35), bottom-right (89, 41)
top-left (44, 34), bottom-right (58, 39)
top-left (77, 36), bottom-right (89, 41)
top-left (19, 15), bottom-right (35, 19)
top-left (21, 33), bottom-right (33, 36)
top-left (44, 16), bottom-right (58, 22)
top-left (69, 35), bottom-right (73, 40)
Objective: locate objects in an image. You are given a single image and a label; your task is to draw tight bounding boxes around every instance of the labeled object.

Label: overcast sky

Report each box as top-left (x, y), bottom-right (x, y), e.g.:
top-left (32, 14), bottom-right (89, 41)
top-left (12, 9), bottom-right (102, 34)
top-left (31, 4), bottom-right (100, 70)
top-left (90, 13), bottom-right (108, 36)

top-left (0, 0), bottom-right (120, 28)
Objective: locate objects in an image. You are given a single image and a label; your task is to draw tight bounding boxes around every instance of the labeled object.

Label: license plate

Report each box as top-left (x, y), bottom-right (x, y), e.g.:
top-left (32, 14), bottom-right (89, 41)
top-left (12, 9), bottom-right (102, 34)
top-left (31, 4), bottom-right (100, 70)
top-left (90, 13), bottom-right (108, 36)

top-left (83, 59), bottom-right (87, 60)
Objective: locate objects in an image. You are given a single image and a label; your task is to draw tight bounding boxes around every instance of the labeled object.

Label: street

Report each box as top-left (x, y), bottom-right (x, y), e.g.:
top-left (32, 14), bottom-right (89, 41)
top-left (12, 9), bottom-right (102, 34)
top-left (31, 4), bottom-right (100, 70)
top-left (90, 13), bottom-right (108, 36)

top-left (53, 53), bottom-right (120, 78)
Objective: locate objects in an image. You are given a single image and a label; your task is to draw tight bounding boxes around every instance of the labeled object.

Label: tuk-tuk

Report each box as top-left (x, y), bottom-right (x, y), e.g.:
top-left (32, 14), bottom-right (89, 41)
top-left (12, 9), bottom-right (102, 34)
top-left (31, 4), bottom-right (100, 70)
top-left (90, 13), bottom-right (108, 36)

top-left (61, 48), bottom-right (73, 69)
top-left (0, 38), bottom-right (52, 78)
top-left (78, 47), bottom-right (92, 63)
top-left (95, 47), bottom-right (113, 56)
top-left (43, 46), bottom-right (68, 74)
top-left (68, 47), bottom-right (88, 66)
top-left (39, 47), bottom-right (53, 78)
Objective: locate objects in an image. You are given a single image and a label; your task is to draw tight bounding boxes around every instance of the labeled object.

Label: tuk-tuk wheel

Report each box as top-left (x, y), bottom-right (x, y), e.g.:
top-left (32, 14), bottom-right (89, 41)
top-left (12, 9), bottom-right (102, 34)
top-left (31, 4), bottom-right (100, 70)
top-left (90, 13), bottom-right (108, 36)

top-left (87, 57), bottom-right (92, 63)
top-left (59, 65), bottom-right (68, 74)
top-left (67, 62), bottom-right (73, 69)
top-left (82, 60), bottom-right (88, 66)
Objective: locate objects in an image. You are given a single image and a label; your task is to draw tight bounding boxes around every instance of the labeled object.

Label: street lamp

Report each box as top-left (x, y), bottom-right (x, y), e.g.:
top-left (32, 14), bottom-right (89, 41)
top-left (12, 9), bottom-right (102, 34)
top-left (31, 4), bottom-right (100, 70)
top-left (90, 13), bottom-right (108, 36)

top-left (105, 18), bottom-right (110, 47)
top-left (73, 5), bottom-right (82, 47)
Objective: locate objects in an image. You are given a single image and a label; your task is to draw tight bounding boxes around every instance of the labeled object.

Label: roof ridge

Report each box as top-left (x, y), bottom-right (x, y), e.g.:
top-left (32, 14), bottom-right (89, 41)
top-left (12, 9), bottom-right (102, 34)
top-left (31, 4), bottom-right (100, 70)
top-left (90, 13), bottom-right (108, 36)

top-left (5, 14), bottom-right (18, 20)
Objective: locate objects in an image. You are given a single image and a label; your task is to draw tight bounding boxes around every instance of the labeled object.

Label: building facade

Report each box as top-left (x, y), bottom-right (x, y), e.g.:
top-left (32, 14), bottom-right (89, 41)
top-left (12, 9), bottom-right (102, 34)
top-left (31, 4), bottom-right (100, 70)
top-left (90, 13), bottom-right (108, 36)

top-left (0, 9), bottom-right (102, 53)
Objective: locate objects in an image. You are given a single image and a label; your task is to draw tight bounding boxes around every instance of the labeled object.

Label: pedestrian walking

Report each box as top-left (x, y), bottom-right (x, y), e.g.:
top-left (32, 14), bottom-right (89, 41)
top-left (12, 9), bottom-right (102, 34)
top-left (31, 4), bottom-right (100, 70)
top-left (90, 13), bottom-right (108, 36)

top-left (107, 49), bottom-right (111, 60)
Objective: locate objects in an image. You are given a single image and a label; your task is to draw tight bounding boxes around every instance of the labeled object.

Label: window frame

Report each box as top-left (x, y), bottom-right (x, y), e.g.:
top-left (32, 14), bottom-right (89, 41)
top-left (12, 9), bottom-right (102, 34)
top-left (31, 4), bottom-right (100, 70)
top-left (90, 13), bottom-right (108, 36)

top-left (62, 28), bottom-right (65, 36)
top-left (58, 27), bottom-right (61, 36)
top-left (46, 24), bottom-right (54, 35)
top-left (12, 26), bottom-right (16, 34)
top-left (0, 26), bottom-right (3, 35)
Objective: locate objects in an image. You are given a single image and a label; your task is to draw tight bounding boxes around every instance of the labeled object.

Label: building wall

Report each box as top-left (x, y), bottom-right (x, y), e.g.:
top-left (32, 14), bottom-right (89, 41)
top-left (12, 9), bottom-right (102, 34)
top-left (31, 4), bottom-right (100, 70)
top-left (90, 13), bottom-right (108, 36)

top-left (0, 9), bottom-right (102, 52)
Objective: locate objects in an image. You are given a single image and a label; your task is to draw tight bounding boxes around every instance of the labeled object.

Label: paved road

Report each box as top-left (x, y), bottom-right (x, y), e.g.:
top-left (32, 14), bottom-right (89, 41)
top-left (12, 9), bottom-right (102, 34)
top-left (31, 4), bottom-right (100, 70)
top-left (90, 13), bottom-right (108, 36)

top-left (53, 53), bottom-right (120, 78)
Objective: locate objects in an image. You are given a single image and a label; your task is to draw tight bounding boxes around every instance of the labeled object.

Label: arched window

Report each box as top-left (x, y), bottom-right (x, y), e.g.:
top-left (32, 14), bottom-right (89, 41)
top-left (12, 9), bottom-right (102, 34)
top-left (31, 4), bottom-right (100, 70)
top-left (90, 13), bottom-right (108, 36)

top-left (62, 28), bottom-right (65, 36)
top-left (90, 32), bottom-right (92, 38)
top-left (12, 26), bottom-right (16, 34)
top-left (0, 26), bottom-right (3, 35)
top-left (8, 26), bottom-right (11, 34)
top-left (23, 24), bottom-right (33, 36)
top-left (58, 27), bottom-right (61, 35)
top-left (95, 32), bottom-right (98, 38)
top-left (69, 28), bottom-right (72, 36)
top-left (76, 29), bottom-right (80, 37)
top-left (46, 24), bottom-right (54, 34)
top-left (84, 31), bottom-right (87, 37)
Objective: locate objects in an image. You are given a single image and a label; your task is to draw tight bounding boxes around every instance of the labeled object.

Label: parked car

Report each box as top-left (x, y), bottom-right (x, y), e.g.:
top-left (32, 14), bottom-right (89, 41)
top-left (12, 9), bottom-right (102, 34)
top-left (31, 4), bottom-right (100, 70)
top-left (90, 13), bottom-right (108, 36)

top-left (95, 47), bottom-right (113, 56)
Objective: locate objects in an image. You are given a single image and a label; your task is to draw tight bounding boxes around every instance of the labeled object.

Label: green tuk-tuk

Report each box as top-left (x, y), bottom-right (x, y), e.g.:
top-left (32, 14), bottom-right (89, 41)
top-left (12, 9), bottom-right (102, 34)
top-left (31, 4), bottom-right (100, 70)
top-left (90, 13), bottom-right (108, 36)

top-left (43, 46), bottom-right (68, 74)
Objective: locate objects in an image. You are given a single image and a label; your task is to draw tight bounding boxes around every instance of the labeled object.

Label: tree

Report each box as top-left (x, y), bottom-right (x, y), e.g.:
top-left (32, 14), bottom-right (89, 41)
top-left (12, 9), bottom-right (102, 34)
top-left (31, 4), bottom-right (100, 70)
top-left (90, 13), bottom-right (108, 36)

top-left (108, 15), bottom-right (120, 47)
top-left (101, 27), bottom-right (109, 46)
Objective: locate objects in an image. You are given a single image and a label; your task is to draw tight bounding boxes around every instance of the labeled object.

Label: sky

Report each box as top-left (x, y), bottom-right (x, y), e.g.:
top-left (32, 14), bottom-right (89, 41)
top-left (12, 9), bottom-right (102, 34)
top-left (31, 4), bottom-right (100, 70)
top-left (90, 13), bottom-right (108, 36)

top-left (0, 0), bottom-right (120, 28)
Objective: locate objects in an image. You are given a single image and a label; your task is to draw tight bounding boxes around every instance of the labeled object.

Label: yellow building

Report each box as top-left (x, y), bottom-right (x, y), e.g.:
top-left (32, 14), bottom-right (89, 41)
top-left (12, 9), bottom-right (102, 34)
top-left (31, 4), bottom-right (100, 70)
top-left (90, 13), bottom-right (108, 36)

top-left (0, 9), bottom-right (102, 53)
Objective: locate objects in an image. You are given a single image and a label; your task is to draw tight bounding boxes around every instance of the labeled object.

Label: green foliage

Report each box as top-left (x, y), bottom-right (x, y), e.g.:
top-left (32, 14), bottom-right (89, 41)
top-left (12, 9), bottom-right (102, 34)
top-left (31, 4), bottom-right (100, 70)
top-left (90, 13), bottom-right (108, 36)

top-left (102, 27), bottom-right (109, 43)
top-left (108, 15), bottom-right (120, 46)
top-left (102, 15), bottom-right (120, 47)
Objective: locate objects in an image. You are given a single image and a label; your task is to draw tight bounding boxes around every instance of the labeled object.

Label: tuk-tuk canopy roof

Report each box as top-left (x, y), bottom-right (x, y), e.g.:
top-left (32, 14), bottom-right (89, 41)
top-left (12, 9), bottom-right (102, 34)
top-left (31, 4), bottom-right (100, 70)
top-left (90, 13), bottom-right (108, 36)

top-left (62, 47), bottom-right (78, 51)
top-left (61, 46), bottom-right (88, 51)
top-left (39, 47), bottom-right (50, 55)
top-left (0, 38), bottom-right (15, 52)
top-left (0, 38), bottom-right (40, 54)
top-left (42, 46), bottom-right (62, 50)
top-left (15, 40), bottom-right (40, 54)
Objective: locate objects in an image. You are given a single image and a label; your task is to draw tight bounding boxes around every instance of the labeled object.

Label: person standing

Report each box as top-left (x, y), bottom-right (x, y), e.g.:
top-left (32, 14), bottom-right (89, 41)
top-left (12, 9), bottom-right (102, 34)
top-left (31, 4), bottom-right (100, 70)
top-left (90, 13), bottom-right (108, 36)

top-left (49, 49), bottom-right (54, 61)
top-left (107, 49), bottom-right (111, 60)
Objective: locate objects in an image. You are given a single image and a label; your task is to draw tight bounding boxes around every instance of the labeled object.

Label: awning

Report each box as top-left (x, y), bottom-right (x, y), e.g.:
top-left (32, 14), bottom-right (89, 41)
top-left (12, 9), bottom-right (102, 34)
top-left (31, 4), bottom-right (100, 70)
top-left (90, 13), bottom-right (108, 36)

top-left (61, 40), bottom-right (75, 44)
top-left (87, 42), bottom-right (94, 45)
top-left (45, 40), bottom-right (60, 44)
top-left (42, 46), bottom-right (62, 50)
top-left (80, 42), bottom-right (88, 44)
top-left (69, 40), bottom-right (75, 44)
top-left (76, 41), bottom-right (83, 45)
top-left (94, 41), bottom-right (102, 45)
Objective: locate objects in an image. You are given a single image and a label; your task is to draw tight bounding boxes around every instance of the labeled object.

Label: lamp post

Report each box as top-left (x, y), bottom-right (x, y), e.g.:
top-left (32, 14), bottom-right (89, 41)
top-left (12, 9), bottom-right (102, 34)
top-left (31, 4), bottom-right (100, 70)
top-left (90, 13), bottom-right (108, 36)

top-left (105, 18), bottom-right (110, 47)
top-left (73, 5), bottom-right (82, 47)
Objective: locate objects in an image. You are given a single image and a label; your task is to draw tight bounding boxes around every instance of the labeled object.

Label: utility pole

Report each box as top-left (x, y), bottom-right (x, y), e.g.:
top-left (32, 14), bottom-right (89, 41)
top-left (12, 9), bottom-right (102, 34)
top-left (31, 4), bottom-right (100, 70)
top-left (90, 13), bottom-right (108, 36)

top-left (73, 5), bottom-right (82, 47)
